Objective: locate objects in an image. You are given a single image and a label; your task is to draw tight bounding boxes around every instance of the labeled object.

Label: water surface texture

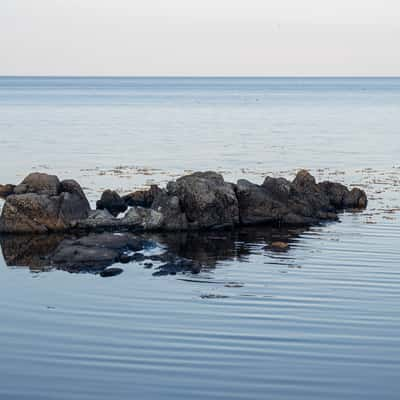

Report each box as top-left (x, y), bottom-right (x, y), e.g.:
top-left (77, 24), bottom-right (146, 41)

top-left (0, 77), bottom-right (400, 400)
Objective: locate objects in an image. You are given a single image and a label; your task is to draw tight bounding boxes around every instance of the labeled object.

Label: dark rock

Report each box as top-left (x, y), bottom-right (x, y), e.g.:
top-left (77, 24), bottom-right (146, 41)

top-left (131, 252), bottom-right (146, 262)
top-left (118, 253), bottom-right (132, 263)
top-left (100, 267), bottom-right (123, 277)
top-left (96, 190), bottom-right (127, 217)
top-left (19, 172), bottom-right (61, 196)
top-left (0, 184), bottom-right (15, 199)
top-left (52, 243), bottom-right (119, 268)
top-left (123, 185), bottom-right (163, 208)
top-left (167, 171), bottom-right (239, 229)
top-left (236, 171), bottom-right (343, 227)
top-left (151, 191), bottom-right (188, 231)
top-left (152, 258), bottom-right (202, 276)
top-left (51, 232), bottom-right (152, 270)
top-left (0, 173), bottom-right (91, 234)
top-left (144, 262), bottom-right (153, 268)
top-left (0, 194), bottom-right (68, 233)
top-left (60, 179), bottom-right (91, 220)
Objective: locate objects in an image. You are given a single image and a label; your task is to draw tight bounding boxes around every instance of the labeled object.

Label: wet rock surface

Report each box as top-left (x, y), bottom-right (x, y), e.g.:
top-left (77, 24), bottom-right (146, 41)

top-left (0, 170), bottom-right (367, 234)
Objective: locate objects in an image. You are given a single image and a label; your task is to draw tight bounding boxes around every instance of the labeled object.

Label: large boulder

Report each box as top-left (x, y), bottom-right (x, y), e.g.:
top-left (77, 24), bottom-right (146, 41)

top-left (0, 194), bottom-right (68, 233)
top-left (14, 172), bottom-right (61, 196)
top-left (96, 190), bottom-right (127, 217)
top-left (0, 173), bottom-right (91, 234)
top-left (166, 171), bottom-right (239, 229)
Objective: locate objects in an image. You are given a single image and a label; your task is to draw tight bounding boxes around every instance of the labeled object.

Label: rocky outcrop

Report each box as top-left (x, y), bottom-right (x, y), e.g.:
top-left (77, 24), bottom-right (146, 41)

top-left (0, 174), bottom-right (90, 234)
top-left (96, 190), bottom-right (127, 217)
top-left (0, 170), bottom-right (367, 234)
top-left (236, 170), bottom-right (367, 226)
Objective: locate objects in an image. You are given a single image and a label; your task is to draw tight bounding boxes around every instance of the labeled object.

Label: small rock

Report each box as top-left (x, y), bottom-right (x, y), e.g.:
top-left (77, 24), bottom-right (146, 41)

top-left (100, 267), bottom-right (123, 277)
top-left (96, 190), bottom-right (127, 217)
top-left (271, 241), bottom-right (289, 250)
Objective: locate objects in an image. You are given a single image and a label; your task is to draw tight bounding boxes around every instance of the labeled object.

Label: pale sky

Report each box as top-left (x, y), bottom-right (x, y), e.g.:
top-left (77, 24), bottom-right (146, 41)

top-left (1, 0), bottom-right (400, 76)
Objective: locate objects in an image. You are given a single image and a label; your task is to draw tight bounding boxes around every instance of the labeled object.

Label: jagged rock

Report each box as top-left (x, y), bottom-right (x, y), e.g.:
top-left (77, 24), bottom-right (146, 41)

top-left (0, 184), bottom-right (15, 199)
top-left (236, 170), bottom-right (346, 226)
top-left (96, 190), bottom-right (127, 217)
top-left (167, 171), bottom-right (239, 229)
top-left (123, 185), bottom-right (162, 208)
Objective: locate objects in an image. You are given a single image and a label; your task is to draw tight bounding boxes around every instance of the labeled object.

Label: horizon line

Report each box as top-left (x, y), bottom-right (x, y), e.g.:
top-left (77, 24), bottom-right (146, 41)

top-left (1, 75), bottom-right (400, 79)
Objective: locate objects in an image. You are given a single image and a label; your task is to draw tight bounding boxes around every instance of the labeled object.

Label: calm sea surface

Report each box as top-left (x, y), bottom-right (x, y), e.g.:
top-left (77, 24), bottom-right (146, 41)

top-left (0, 77), bottom-right (400, 399)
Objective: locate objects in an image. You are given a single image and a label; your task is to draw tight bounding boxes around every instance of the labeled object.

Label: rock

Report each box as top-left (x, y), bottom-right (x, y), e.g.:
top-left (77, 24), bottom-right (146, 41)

top-left (123, 185), bottom-right (162, 208)
top-left (151, 191), bottom-right (188, 231)
top-left (59, 179), bottom-right (91, 223)
top-left (100, 267), bottom-right (123, 277)
top-left (19, 172), bottom-right (61, 196)
top-left (51, 232), bottom-right (152, 270)
top-left (52, 243), bottom-right (120, 268)
top-left (236, 179), bottom-right (278, 225)
top-left (74, 232), bottom-right (146, 251)
top-left (343, 188), bottom-right (368, 209)
top-left (271, 241), bottom-right (289, 250)
top-left (0, 194), bottom-right (68, 233)
top-left (96, 190), bottom-right (127, 217)
top-left (152, 258), bottom-right (202, 276)
top-left (123, 207), bottom-right (164, 230)
top-left (119, 253), bottom-right (132, 263)
top-left (167, 171), bottom-right (239, 229)
top-left (0, 170), bottom-right (368, 234)
top-left (0, 184), bottom-right (15, 199)
top-left (0, 173), bottom-right (91, 234)
top-left (236, 171), bottom-right (343, 227)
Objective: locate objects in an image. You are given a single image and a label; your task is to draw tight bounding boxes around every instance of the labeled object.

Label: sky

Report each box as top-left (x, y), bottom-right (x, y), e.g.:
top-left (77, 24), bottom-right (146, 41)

top-left (1, 0), bottom-right (400, 76)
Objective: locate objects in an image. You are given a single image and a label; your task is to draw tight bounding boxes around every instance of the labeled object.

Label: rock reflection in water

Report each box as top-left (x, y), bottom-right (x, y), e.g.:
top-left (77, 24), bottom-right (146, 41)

top-left (0, 226), bottom-right (309, 276)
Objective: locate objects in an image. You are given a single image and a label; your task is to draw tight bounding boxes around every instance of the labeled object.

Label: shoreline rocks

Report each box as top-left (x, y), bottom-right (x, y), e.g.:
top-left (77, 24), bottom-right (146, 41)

top-left (0, 170), bottom-right (367, 234)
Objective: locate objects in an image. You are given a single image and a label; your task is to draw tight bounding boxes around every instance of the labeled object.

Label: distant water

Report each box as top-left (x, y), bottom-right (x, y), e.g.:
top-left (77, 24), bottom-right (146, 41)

top-left (0, 77), bottom-right (400, 400)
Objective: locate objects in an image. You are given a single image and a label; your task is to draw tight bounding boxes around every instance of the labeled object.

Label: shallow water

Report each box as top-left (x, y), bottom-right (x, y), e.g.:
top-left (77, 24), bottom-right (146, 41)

top-left (0, 77), bottom-right (400, 399)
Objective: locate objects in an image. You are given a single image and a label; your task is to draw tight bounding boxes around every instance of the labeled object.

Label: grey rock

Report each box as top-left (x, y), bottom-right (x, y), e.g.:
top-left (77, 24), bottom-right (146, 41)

top-left (168, 171), bottom-right (239, 229)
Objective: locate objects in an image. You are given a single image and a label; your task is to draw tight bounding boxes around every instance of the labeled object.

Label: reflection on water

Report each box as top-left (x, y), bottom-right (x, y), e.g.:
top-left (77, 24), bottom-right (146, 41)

top-left (0, 225), bottom-right (308, 274)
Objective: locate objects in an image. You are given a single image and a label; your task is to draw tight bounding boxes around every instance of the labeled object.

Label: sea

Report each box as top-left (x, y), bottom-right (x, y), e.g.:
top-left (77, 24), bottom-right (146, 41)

top-left (0, 77), bottom-right (399, 399)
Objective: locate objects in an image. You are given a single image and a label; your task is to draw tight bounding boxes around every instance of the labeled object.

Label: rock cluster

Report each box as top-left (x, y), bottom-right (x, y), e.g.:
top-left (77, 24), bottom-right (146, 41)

top-left (0, 170), bottom-right (367, 234)
top-left (0, 173), bottom-right (90, 233)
